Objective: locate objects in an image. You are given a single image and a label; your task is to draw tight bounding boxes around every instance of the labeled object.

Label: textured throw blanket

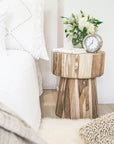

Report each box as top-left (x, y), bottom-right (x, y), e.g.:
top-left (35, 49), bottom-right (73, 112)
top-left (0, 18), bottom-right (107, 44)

top-left (0, 102), bottom-right (46, 144)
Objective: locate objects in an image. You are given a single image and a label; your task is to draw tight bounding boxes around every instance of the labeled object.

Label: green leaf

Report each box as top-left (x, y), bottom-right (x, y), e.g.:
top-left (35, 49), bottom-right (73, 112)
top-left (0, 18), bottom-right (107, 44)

top-left (63, 21), bottom-right (68, 24)
top-left (82, 14), bottom-right (85, 17)
top-left (83, 27), bottom-right (87, 32)
top-left (69, 29), bottom-right (74, 33)
top-left (88, 15), bottom-right (90, 20)
top-left (72, 13), bottom-right (75, 18)
top-left (66, 34), bottom-right (69, 38)
top-left (73, 32), bottom-right (77, 35)
top-left (61, 16), bottom-right (69, 20)
top-left (69, 22), bottom-right (73, 25)
top-left (80, 10), bottom-right (83, 14)
top-left (74, 19), bottom-right (76, 24)
top-left (72, 38), bottom-right (77, 45)
top-left (65, 29), bottom-right (68, 33)
top-left (96, 21), bottom-right (103, 24)
top-left (91, 18), bottom-right (103, 26)
top-left (80, 10), bottom-right (85, 17)
top-left (61, 16), bottom-right (65, 18)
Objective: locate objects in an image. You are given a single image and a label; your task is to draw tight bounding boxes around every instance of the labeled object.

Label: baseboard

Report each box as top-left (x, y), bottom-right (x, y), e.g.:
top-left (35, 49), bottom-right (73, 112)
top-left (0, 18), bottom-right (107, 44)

top-left (98, 97), bottom-right (114, 104)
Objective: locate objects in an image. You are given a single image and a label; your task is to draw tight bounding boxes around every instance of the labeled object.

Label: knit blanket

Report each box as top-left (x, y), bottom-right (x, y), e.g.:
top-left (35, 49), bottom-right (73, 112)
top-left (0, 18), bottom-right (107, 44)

top-left (0, 102), bottom-right (46, 144)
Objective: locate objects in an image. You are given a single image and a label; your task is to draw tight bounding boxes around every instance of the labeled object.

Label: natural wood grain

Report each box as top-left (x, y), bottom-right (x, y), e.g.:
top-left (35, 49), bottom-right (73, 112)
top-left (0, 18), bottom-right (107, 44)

top-left (64, 79), bottom-right (71, 118)
top-left (40, 90), bottom-right (114, 118)
top-left (61, 54), bottom-right (79, 78)
top-left (91, 79), bottom-right (98, 118)
top-left (52, 51), bottom-right (105, 79)
top-left (71, 79), bottom-right (80, 119)
top-left (52, 50), bottom-right (105, 119)
top-left (92, 52), bottom-right (105, 77)
top-left (78, 54), bottom-right (93, 78)
top-left (55, 78), bottom-right (98, 119)
top-left (52, 52), bottom-right (62, 76)
top-left (55, 78), bottom-right (67, 117)
top-left (79, 80), bottom-right (89, 118)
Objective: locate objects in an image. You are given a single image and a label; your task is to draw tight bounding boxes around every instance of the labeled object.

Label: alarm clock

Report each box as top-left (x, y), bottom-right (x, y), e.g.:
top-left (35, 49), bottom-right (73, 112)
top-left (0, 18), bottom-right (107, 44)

top-left (83, 34), bottom-right (103, 53)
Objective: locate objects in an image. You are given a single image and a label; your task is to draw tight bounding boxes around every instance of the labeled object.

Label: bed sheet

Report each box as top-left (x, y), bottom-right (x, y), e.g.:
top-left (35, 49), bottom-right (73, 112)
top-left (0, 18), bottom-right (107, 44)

top-left (0, 50), bottom-right (42, 131)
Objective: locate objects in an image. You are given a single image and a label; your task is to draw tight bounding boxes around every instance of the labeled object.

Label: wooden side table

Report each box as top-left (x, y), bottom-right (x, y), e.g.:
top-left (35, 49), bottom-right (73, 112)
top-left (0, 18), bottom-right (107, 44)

top-left (52, 49), bottom-right (105, 119)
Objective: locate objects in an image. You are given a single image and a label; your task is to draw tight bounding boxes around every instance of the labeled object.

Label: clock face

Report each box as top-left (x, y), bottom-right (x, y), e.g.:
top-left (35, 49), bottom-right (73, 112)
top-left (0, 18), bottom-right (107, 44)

top-left (83, 34), bottom-right (103, 53)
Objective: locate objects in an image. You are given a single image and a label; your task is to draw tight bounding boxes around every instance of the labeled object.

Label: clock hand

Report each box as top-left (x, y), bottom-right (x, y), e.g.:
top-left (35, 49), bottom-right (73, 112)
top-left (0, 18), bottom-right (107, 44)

top-left (89, 41), bottom-right (93, 47)
top-left (92, 40), bottom-right (93, 44)
top-left (89, 40), bottom-right (94, 48)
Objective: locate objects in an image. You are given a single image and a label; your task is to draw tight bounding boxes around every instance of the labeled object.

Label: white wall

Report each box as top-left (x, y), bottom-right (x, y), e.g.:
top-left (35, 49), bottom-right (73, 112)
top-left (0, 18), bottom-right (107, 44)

top-left (57, 0), bottom-right (64, 48)
top-left (40, 0), bottom-right (114, 104)
top-left (39, 0), bottom-right (64, 89)
top-left (64, 0), bottom-right (114, 104)
top-left (39, 0), bottom-right (58, 89)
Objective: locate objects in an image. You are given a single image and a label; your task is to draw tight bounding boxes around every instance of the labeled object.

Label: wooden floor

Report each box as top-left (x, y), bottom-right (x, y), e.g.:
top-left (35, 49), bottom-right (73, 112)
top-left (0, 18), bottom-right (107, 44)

top-left (40, 90), bottom-right (114, 118)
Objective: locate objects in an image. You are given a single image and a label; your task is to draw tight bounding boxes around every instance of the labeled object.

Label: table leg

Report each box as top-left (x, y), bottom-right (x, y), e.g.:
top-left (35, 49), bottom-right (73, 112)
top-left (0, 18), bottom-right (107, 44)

top-left (55, 77), bottom-right (98, 119)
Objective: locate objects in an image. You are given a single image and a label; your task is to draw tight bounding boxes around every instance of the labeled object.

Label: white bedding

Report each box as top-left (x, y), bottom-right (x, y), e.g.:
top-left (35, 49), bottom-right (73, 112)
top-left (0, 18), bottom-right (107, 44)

top-left (0, 50), bottom-right (42, 131)
top-left (4, 0), bottom-right (49, 60)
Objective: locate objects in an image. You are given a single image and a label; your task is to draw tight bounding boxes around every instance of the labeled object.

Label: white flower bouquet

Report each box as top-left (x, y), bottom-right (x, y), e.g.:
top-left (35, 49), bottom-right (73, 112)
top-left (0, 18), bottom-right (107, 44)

top-left (61, 11), bottom-right (103, 48)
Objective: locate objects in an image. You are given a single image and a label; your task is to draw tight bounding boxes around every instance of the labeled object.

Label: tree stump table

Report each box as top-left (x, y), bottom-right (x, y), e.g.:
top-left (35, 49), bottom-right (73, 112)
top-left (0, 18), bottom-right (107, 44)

top-left (52, 48), bottom-right (105, 119)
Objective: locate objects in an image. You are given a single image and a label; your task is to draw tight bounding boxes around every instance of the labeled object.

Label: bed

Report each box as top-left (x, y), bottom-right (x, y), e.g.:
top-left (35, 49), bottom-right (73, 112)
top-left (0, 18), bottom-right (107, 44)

top-left (0, 50), bottom-right (43, 131)
top-left (0, 0), bottom-right (49, 132)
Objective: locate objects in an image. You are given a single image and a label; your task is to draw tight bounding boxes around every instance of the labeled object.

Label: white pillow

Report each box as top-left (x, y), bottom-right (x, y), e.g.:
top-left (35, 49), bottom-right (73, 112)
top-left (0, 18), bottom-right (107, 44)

top-left (0, 1), bottom-right (7, 55)
top-left (0, 50), bottom-right (41, 131)
top-left (5, 0), bottom-right (49, 60)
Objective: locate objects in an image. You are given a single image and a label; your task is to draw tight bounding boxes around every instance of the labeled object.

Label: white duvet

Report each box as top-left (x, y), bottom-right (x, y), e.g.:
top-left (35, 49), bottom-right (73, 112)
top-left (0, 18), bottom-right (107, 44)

top-left (0, 50), bottom-right (42, 131)
top-left (4, 0), bottom-right (49, 60)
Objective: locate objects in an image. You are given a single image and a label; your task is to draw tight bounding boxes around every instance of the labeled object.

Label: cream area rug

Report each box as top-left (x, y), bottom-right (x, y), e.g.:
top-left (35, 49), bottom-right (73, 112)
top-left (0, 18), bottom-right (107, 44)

top-left (38, 118), bottom-right (91, 144)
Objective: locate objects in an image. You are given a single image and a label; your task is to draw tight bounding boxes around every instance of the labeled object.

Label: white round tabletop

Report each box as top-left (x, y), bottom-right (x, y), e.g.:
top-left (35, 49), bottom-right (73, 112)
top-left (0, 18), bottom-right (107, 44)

top-left (52, 48), bottom-right (87, 54)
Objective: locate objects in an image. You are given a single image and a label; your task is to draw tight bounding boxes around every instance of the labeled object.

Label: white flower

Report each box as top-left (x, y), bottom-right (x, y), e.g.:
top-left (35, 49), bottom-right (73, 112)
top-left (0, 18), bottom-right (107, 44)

top-left (78, 17), bottom-right (96, 34)
top-left (78, 17), bottom-right (89, 31)
top-left (87, 23), bottom-right (95, 34)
